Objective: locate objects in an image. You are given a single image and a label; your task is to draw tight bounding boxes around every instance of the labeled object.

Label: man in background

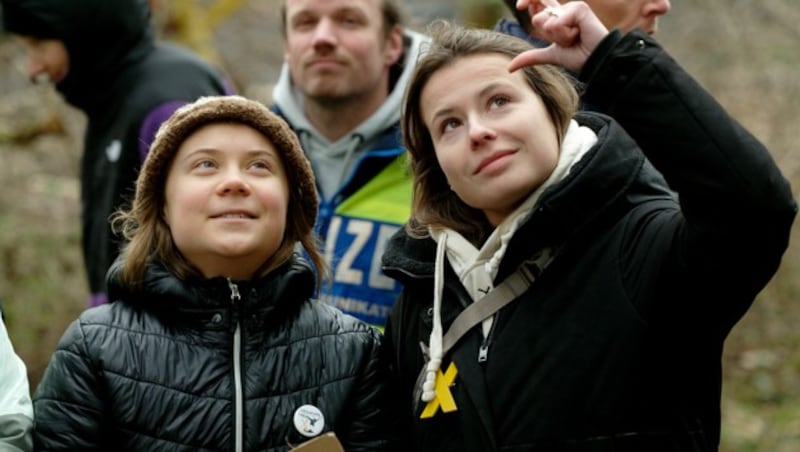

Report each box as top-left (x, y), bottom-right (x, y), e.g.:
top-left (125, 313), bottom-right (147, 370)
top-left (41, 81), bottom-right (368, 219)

top-left (273, 0), bottom-right (427, 328)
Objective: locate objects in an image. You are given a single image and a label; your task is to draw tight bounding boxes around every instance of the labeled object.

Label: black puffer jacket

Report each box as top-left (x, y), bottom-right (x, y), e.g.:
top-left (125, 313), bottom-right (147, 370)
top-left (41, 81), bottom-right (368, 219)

top-left (382, 31), bottom-right (796, 452)
top-left (33, 257), bottom-right (393, 451)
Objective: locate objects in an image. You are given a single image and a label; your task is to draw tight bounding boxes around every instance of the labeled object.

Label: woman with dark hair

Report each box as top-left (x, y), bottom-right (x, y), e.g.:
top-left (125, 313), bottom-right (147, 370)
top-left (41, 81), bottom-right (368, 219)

top-left (382, 1), bottom-right (796, 450)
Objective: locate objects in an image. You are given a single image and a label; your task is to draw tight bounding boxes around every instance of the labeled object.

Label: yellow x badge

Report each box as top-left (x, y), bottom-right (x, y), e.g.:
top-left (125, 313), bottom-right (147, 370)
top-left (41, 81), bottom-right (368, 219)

top-left (420, 362), bottom-right (458, 419)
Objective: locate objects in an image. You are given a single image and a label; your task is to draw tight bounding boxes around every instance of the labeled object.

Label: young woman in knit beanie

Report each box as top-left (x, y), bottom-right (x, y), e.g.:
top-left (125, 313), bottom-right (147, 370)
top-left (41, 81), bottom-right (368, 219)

top-left (380, 2), bottom-right (796, 451)
top-left (31, 95), bottom-right (394, 451)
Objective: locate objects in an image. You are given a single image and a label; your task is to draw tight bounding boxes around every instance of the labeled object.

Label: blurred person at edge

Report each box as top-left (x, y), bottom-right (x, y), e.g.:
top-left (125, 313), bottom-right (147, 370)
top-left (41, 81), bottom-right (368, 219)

top-left (380, 0), bottom-right (796, 450)
top-left (32, 96), bottom-right (394, 450)
top-left (495, 0), bottom-right (670, 43)
top-left (0, 307), bottom-right (32, 452)
top-left (0, 0), bottom-right (232, 308)
top-left (272, 0), bottom-right (428, 330)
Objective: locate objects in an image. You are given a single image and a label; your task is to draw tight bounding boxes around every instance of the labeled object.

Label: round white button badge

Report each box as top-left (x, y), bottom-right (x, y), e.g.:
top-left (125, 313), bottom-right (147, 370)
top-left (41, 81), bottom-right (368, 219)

top-left (293, 404), bottom-right (325, 437)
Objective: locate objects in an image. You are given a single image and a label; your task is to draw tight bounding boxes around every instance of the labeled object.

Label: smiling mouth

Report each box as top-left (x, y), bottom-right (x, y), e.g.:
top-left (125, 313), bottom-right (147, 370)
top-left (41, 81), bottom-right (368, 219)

top-left (212, 212), bottom-right (256, 219)
top-left (475, 150), bottom-right (516, 174)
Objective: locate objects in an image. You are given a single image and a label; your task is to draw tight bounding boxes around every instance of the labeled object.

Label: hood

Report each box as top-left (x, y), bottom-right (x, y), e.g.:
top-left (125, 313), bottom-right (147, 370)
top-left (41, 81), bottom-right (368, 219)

top-left (272, 29), bottom-right (428, 198)
top-left (383, 112), bottom-right (673, 282)
top-left (2, 0), bottom-right (154, 111)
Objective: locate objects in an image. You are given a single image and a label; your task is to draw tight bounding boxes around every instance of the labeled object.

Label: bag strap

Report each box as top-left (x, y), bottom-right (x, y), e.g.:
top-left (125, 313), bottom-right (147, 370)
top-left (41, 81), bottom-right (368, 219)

top-left (440, 249), bottom-right (552, 356)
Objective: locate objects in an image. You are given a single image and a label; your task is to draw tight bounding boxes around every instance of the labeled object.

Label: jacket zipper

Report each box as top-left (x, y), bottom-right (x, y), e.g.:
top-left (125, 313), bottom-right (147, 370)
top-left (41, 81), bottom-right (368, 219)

top-left (228, 278), bottom-right (243, 452)
top-left (478, 314), bottom-right (498, 364)
top-left (390, 266), bottom-right (490, 362)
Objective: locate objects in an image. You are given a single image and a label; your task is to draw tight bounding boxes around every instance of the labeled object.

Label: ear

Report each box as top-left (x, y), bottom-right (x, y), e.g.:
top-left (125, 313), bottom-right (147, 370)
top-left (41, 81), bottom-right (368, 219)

top-left (384, 25), bottom-right (404, 66)
top-left (162, 202), bottom-right (170, 226)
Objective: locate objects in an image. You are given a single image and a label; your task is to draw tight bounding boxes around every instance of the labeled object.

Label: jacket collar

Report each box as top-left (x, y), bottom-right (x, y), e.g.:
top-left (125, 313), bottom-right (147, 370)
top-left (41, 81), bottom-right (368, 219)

top-left (106, 255), bottom-right (316, 314)
top-left (383, 112), bottom-right (650, 283)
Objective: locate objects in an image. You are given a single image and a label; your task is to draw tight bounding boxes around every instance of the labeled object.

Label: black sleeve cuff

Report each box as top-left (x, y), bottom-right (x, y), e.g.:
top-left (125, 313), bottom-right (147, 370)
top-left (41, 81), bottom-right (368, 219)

top-left (578, 29), bottom-right (624, 84)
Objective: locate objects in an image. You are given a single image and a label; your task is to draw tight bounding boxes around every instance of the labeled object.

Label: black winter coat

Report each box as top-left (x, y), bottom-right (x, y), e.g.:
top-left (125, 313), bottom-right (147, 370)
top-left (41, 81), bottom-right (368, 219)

top-left (381, 31), bottom-right (797, 452)
top-left (33, 257), bottom-right (393, 451)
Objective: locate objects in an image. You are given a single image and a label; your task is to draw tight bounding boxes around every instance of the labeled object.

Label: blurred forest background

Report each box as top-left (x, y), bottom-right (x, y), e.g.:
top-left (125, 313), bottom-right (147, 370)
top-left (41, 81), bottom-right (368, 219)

top-left (0, 0), bottom-right (797, 450)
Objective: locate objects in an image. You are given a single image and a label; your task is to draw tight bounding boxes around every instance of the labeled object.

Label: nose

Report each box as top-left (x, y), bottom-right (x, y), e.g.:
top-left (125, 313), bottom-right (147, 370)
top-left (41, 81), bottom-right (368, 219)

top-left (217, 169), bottom-right (251, 196)
top-left (468, 117), bottom-right (497, 149)
top-left (311, 17), bottom-right (337, 49)
top-left (647, 0), bottom-right (671, 16)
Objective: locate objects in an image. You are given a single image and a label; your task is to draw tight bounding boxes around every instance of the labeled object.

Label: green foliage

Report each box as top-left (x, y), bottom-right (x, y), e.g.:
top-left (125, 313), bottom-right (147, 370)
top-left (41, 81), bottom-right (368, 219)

top-left (458, 0), bottom-right (506, 29)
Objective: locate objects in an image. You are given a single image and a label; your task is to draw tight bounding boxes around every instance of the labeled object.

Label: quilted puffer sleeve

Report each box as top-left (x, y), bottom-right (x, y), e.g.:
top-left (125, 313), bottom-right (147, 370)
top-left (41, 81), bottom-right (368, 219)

top-left (337, 326), bottom-right (398, 451)
top-left (32, 318), bottom-right (107, 450)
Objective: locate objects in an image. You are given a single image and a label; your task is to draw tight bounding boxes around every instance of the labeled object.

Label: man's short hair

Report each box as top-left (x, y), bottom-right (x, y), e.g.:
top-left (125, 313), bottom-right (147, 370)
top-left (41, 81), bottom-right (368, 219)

top-left (280, 0), bottom-right (404, 37)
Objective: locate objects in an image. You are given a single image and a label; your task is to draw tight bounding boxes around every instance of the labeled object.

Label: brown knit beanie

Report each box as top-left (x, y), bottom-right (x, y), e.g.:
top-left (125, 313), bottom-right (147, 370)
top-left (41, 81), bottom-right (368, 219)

top-left (136, 95), bottom-right (318, 233)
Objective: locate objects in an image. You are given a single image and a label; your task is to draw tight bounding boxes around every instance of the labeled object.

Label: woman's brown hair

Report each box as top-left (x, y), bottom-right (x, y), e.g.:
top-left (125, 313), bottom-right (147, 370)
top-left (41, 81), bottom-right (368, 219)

top-left (402, 21), bottom-right (579, 245)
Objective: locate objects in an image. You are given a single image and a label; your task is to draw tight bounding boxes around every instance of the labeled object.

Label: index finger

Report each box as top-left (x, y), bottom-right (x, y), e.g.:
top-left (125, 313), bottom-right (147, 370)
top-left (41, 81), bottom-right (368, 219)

top-left (516, 0), bottom-right (561, 13)
top-left (507, 47), bottom-right (550, 73)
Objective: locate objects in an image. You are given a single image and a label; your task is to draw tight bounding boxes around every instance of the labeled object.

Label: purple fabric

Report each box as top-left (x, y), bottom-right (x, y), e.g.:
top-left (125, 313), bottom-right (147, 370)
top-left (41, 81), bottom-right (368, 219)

top-left (137, 101), bottom-right (188, 162)
top-left (222, 79), bottom-right (236, 96)
top-left (137, 76), bottom-right (234, 162)
top-left (88, 292), bottom-right (108, 307)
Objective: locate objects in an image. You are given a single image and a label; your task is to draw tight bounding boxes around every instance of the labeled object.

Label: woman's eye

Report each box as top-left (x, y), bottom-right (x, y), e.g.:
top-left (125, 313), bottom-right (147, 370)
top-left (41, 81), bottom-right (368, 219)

top-left (249, 160), bottom-right (270, 171)
top-left (489, 95), bottom-right (510, 109)
top-left (440, 118), bottom-right (461, 134)
top-left (194, 160), bottom-right (216, 169)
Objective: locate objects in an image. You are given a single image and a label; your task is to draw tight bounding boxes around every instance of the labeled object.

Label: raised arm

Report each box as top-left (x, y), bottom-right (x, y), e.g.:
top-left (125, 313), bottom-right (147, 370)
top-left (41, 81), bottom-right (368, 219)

top-left (506, 0), bottom-right (796, 323)
top-left (582, 29), bottom-right (795, 316)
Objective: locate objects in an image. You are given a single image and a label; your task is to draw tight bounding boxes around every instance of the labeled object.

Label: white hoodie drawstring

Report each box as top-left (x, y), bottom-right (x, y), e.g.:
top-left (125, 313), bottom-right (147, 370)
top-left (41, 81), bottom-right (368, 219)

top-left (421, 231), bottom-right (447, 403)
top-left (418, 121), bottom-right (598, 404)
